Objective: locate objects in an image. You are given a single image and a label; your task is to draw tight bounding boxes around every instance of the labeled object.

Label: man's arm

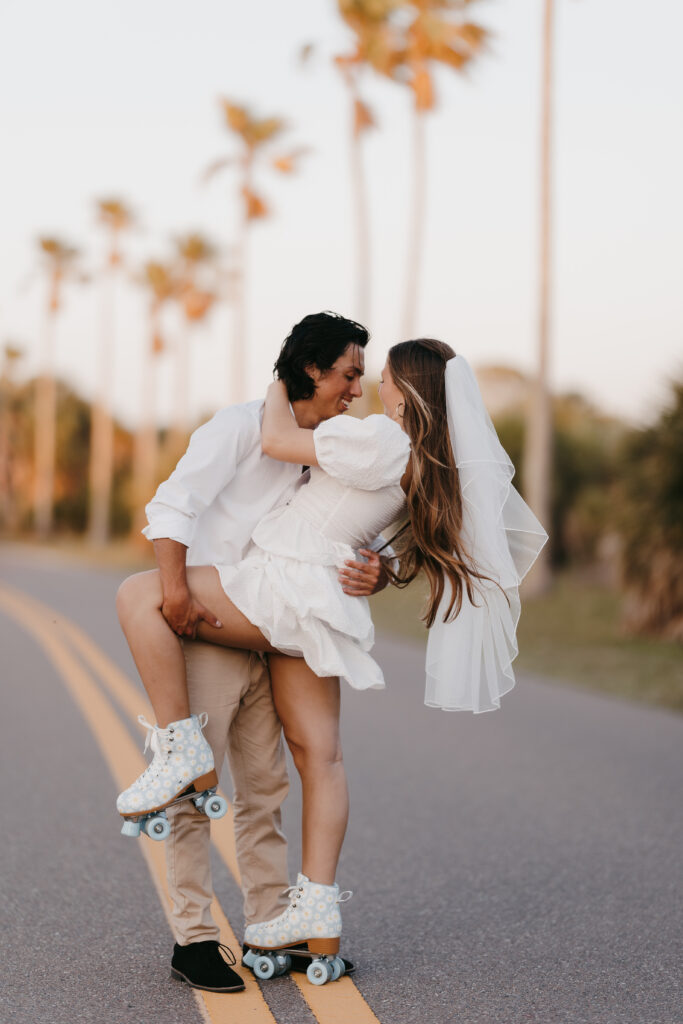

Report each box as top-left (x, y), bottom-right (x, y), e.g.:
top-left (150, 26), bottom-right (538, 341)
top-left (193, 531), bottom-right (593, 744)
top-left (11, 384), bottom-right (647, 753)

top-left (144, 405), bottom-right (253, 548)
top-left (153, 538), bottom-right (223, 638)
top-left (144, 405), bottom-right (255, 635)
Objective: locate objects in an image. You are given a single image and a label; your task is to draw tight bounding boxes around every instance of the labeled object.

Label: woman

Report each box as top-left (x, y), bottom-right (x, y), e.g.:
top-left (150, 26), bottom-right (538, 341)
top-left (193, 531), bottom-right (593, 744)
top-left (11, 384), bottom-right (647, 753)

top-left (116, 339), bottom-right (547, 971)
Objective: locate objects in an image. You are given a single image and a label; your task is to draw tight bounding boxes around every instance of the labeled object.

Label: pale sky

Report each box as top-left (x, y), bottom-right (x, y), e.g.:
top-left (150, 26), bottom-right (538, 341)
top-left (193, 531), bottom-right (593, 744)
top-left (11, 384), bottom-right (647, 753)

top-left (1, 0), bottom-right (681, 428)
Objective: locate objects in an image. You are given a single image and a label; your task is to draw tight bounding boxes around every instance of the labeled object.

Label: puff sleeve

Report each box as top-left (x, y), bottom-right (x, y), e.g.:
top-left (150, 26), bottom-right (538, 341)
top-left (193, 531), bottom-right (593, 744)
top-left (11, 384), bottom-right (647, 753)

top-left (313, 414), bottom-right (410, 490)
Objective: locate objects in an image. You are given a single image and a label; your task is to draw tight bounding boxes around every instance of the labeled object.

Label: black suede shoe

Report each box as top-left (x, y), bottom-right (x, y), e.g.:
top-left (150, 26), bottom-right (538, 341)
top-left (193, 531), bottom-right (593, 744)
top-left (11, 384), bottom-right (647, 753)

top-left (172, 940), bottom-right (245, 992)
top-left (242, 941), bottom-right (355, 977)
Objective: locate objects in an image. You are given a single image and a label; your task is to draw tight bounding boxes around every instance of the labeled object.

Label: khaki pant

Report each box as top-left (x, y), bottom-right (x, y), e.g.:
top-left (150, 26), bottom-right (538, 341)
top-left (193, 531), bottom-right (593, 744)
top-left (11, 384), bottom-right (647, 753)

top-left (165, 641), bottom-right (290, 945)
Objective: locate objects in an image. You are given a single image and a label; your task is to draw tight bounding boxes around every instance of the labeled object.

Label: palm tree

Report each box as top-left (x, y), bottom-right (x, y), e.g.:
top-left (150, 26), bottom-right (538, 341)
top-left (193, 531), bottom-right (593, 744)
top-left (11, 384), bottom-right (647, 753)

top-left (618, 378), bottom-right (683, 640)
top-left (524, 0), bottom-right (555, 595)
top-left (34, 237), bottom-right (81, 538)
top-left (335, 1), bottom-right (405, 324)
top-left (167, 233), bottom-right (218, 458)
top-left (204, 102), bottom-right (306, 403)
top-left (400, 1), bottom-right (487, 336)
top-left (131, 261), bottom-right (175, 540)
top-left (88, 198), bottom-right (134, 546)
top-left (337, 2), bottom-right (486, 336)
top-left (0, 343), bottom-right (23, 531)
top-left (340, 69), bottom-right (374, 326)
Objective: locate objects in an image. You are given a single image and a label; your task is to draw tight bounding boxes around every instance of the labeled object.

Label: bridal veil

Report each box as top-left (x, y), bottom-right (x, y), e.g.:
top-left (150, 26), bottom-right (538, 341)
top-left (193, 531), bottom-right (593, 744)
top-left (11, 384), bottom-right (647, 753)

top-left (424, 356), bottom-right (548, 712)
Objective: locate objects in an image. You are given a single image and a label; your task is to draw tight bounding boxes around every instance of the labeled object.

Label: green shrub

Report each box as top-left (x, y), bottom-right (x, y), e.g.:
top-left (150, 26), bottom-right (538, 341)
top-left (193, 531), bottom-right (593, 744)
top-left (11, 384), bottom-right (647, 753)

top-left (616, 379), bottom-right (683, 640)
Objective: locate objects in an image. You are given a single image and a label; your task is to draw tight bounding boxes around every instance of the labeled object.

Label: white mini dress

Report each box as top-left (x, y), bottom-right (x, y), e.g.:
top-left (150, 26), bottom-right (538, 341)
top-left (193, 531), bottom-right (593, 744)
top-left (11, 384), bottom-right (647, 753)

top-left (215, 414), bottom-right (410, 691)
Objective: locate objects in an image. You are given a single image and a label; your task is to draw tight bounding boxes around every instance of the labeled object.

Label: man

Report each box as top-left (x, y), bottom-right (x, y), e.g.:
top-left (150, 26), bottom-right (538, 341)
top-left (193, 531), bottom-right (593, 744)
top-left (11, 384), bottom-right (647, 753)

top-left (142, 312), bottom-right (388, 992)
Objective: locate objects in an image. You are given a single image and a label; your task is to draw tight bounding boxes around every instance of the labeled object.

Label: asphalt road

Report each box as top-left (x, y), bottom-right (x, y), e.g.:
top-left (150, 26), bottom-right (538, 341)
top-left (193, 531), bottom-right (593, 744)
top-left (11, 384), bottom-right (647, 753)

top-left (0, 546), bottom-right (681, 1024)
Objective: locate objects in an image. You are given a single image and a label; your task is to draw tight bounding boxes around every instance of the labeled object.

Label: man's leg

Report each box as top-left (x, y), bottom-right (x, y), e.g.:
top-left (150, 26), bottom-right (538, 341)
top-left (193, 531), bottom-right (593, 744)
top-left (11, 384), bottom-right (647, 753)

top-left (232, 656), bottom-right (357, 978)
top-left (165, 641), bottom-right (246, 946)
top-left (227, 653), bottom-right (290, 926)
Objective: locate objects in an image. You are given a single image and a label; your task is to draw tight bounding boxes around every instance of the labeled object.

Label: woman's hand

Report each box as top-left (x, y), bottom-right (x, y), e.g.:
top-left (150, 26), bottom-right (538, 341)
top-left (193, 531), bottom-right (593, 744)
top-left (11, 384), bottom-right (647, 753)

top-left (338, 550), bottom-right (389, 597)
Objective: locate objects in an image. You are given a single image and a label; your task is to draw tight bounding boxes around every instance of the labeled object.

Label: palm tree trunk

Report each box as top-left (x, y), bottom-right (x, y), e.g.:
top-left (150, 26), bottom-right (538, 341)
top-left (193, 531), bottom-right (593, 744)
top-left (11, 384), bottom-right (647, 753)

top-left (88, 264), bottom-right (116, 545)
top-left (231, 158), bottom-right (250, 405)
top-left (169, 320), bottom-right (191, 458)
top-left (132, 312), bottom-right (159, 542)
top-left (524, 0), bottom-right (554, 596)
top-left (348, 82), bottom-right (371, 326)
top-left (34, 305), bottom-right (57, 539)
top-left (402, 108), bottom-right (427, 339)
top-left (0, 378), bottom-right (11, 529)
top-left (351, 129), bottom-right (371, 326)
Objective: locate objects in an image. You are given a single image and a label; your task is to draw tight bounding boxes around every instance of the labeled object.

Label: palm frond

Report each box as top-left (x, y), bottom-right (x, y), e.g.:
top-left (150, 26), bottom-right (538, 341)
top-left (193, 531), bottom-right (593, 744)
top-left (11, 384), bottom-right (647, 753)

top-left (96, 198), bottom-right (134, 230)
top-left (354, 98), bottom-right (376, 134)
top-left (219, 100), bottom-right (249, 133)
top-left (242, 188), bottom-right (269, 220)
top-left (201, 155), bottom-right (237, 184)
top-left (175, 233), bottom-right (218, 263)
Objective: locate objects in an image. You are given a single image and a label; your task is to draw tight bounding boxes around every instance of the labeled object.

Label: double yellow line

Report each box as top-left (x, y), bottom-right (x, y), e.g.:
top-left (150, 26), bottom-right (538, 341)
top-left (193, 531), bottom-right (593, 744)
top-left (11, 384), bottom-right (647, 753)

top-left (0, 581), bottom-right (382, 1024)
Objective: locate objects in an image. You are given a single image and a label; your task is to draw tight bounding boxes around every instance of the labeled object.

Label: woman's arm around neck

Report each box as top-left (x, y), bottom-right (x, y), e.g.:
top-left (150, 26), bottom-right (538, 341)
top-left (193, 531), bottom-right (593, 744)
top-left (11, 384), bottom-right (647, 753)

top-left (261, 379), bottom-right (319, 466)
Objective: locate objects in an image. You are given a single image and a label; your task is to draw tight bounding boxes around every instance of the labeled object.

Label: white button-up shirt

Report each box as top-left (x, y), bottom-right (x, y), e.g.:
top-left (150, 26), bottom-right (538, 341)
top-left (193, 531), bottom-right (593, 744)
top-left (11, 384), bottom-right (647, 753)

top-left (143, 399), bottom-right (302, 566)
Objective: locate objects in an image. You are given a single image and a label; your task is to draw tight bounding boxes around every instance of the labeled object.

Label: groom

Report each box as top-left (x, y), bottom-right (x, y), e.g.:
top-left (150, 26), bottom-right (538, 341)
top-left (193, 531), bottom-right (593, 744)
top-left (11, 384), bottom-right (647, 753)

top-left (142, 311), bottom-right (387, 992)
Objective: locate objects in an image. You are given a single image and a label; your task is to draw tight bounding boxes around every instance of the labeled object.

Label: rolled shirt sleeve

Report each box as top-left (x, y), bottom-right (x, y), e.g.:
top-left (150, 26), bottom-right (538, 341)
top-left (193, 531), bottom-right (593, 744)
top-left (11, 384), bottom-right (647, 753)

top-left (142, 405), bottom-right (257, 548)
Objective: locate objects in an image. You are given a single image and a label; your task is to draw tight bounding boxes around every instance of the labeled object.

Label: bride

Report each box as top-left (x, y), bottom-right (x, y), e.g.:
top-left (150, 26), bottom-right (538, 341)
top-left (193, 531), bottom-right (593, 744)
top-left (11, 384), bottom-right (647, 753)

top-left (115, 338), bottom-right (547, 973)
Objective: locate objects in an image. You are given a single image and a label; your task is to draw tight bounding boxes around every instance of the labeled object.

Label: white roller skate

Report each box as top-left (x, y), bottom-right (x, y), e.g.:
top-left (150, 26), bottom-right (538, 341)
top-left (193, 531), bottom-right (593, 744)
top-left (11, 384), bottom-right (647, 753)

top-left (117, 713), bottom-right (228, 841)
top-left (243, 873), bottom-right (352, 985)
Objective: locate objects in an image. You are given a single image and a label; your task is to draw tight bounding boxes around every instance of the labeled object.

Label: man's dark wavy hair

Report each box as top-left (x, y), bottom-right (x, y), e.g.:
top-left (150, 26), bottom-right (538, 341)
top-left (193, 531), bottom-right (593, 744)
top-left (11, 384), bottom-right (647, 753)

top-left (274, 311), bottom-right (369, 402)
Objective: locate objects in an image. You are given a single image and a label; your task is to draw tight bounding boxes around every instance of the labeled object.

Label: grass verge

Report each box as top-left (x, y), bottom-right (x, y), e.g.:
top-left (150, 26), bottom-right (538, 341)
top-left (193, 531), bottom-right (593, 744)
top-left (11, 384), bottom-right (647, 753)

top-left (370, 571), bottom-right (683, 714)
top-left (7, 541), bottom-right (680, 714)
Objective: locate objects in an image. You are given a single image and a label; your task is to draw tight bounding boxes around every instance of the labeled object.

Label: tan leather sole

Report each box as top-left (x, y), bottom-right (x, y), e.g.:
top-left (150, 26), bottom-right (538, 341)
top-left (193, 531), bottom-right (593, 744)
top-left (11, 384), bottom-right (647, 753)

top-left (119, 769), bottom-right (219, 817)
top-left (308, 937), bottom-right (340, 955)
top-left (246, 936), bottom-right (340, 956)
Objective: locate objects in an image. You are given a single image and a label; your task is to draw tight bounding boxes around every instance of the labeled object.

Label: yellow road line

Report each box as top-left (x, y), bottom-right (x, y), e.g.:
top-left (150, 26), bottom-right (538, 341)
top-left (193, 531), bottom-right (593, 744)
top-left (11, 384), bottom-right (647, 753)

top-left (1, 582), bottom-right (384, 1024)
top-left (0, 585), bottom-right (276, 1024)
top-left (6, 584), bottom-right (244, 884)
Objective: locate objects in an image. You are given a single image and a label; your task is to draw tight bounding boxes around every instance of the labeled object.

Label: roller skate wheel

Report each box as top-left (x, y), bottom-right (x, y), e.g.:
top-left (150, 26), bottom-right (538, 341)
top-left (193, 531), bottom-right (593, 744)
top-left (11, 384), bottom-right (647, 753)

top-left (143, 815), bottom-right (170, 841)
top-left (330, 956), bottom-right (345, 981)
top-left (242, 948), bottom-right (258, 970)
top-left (307, 960), bottom-right (334, 985)
top-left (120, 819), bottom-right (141, 838)
top-left (274, 953), bottom-right (291, 976)
top-left (253, 954), bottom-right (276, 979)
top-left (204, 794), bottom-right (228, 820)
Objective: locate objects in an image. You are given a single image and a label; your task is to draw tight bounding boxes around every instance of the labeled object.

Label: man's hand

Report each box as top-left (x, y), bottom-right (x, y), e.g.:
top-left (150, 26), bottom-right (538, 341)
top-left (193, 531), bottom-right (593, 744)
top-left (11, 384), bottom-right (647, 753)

top-left (338, 549), bottom-right (389, 597)
top-left (161, 587), bottom-right (223, 639)
top-left (152, 538), bottom-right (222, 639)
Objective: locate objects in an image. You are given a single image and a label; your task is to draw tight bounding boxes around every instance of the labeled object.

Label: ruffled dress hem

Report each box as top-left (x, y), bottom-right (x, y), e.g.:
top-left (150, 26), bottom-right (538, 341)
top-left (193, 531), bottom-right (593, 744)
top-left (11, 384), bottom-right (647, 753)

top-left (214, 546), bottom-right (386, 692)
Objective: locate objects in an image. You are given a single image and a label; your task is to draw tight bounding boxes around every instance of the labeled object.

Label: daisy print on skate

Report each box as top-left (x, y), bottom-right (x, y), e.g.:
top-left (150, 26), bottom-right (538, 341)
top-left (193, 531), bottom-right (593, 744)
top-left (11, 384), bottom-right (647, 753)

top-left (117, 713), bottom-right (227, 842)
top-left (243, 874), bottom-right (353, 987)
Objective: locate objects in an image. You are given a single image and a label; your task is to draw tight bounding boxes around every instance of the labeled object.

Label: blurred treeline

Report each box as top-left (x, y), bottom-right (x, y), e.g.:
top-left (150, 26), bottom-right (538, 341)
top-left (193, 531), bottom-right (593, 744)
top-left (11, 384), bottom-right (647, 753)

top-left (1, 359), bottom-right (682, 642)
top-left (364, 372), bottom-right (683, 644)
top-left (496, 383), bottom-right (683, 642)
top-left (1, 1), bottom-right (681, 646)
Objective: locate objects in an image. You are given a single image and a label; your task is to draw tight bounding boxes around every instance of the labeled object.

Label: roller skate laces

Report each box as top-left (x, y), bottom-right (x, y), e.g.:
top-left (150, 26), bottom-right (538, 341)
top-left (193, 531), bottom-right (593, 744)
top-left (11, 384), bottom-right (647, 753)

top-left (116, 712), bottom-right (215, 816)
top-left (243, 874), bottom-right (353, 985)
top-left (244, 873), bottom-right (352, 950)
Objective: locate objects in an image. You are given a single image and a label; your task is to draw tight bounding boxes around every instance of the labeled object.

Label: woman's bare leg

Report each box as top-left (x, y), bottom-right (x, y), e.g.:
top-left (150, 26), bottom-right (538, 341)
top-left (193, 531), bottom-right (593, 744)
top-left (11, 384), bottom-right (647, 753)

top-left (268, 654), bottom-right (348, 885)
top-left (116, 567), bottom-right (273, 727)
top-left (118, 568), bottom-right (348, 880)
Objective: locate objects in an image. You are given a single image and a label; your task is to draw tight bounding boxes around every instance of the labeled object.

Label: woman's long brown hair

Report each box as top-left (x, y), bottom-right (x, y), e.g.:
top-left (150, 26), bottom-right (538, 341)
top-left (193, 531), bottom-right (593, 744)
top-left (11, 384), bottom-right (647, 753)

top-left (385, 339), bottom-right (493, 627)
